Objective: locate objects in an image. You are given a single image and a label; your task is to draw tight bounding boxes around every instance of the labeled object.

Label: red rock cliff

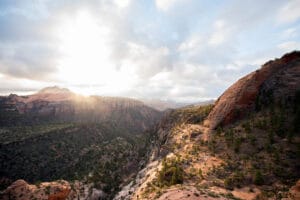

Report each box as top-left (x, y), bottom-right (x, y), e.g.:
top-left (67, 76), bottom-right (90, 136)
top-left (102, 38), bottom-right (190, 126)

top-left (205, 51), bottom-right (300, 129)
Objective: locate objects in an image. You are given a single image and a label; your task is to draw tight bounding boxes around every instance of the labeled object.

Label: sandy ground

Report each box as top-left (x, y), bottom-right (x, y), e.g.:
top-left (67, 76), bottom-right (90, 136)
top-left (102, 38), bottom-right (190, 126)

top-left (157, 186), bottom-right (227, 200)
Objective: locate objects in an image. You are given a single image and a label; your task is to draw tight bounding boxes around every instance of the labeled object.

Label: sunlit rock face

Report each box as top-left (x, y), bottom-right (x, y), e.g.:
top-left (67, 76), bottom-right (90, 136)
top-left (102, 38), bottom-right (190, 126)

top-left (205, 51), bottom-right (300, 129)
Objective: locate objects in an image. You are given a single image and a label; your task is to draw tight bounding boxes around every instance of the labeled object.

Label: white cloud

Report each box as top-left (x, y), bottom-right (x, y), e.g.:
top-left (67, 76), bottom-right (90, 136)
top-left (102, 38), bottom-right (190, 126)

top-left (0, 73), bottom-right (56, 95)
top-left (155, 0), bottom-right (182, 11)
top-left (278, 0), bottom-right (300, 24)
top-left (277, 41), bottom-right (300, 51)
top-left (281, 28), bottom-right (298, 39)
top-left (178, 35), bottom-right (202, 52)
top-left (113, 0), bottom-right (132, 9)
top-left (209, 20), bottom-right (229, 45)
top-left (121, 42), bottom-right (171, 78)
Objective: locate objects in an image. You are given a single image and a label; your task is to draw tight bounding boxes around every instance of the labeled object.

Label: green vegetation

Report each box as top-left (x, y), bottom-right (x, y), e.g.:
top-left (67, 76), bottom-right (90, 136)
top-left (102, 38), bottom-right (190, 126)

top-left (253, 170), bottom-right (264, 185)
top-left (168, 104), bottom-right (213, 125)
top-left (210, 91), bottom-right (300, 192)
top-left (0, 122), bottom-right (154, 198)
top-left (0, 123), bottom-right (73, 144)
top-left (157, 157), bottom-right (184, 187)
top-left (224, 172), bottom-right (245, 190)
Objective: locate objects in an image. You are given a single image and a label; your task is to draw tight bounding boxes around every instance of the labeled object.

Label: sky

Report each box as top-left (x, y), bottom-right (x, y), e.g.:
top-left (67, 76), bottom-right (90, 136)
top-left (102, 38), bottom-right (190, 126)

top-left (0, 0), bottom-right (299, 103)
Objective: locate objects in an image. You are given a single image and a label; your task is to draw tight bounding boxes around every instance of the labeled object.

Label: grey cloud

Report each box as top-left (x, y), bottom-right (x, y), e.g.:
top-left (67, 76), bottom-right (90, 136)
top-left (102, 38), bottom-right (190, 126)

top-left (0, 1), bottom-right (61, 80)
top-left (0, 43), bottom-right (59, 80)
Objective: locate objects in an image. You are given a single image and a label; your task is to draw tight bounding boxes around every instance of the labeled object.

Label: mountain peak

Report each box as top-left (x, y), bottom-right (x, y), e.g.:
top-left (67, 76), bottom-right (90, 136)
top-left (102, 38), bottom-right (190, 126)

top-left (38, 86), bottom-right (72, 94)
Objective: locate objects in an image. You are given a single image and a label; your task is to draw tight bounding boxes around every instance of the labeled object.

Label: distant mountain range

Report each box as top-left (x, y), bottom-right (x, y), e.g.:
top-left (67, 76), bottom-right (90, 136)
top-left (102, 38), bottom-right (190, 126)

top-left (141, 99), bottom-right (215, 111)
top-left (0, 86), bottom-right (162, 129)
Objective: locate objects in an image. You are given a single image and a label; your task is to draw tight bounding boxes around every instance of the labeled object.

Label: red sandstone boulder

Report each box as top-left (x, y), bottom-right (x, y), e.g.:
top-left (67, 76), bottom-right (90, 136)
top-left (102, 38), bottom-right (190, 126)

top-left (0, 179), bottom-right (71, 200)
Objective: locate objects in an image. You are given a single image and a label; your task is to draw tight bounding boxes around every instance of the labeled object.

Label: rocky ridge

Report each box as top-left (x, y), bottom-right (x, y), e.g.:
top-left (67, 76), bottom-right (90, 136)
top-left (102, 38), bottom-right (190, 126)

top-left (205, 51), bottom-right (300, 129)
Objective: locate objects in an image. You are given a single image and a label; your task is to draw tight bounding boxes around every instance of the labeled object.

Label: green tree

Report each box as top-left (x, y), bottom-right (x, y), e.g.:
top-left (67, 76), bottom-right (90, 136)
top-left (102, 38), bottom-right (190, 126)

top-left (254, 170), bottom-right (264, 185)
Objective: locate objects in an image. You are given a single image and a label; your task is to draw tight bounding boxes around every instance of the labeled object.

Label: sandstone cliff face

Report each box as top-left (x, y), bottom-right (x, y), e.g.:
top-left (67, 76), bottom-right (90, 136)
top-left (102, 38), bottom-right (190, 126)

top-left (205, 51), bottom-right (300, 129)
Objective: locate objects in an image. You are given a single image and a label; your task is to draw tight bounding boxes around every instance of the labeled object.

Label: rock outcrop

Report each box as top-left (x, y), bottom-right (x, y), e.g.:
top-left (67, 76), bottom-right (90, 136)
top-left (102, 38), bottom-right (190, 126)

top-left (0, 179), bottom-right (106, 200)
top-left (205, 51), bottom-right (300, 129)
top-left (288, 180), bottom-right (300, 200)
top-left (0, 179), bottom-right (71, 200)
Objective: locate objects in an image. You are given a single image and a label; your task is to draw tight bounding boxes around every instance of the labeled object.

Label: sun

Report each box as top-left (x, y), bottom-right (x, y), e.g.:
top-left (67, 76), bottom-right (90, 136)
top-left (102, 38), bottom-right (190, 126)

top-left (54, 11), bottom-right (133, 95)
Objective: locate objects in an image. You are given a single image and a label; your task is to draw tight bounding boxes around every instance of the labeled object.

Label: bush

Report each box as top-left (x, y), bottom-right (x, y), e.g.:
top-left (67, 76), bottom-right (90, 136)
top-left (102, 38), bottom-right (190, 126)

top-left (216, 126), bottom-right (223, 135)
top-left (254, 170), bottom-right (264, 185)
top-left (242, 122), bottom-right (251, 133)
top-left (224, 177), bottom-right (234, 190)
top-left (198, 168), bottom-right (203, 179)
top-left (224, 172), bottom-right (245, 190)
top-left (233, 138), bottom-right (242, 153)
top-left (157, 157), bottom-right (183, 187)
top-left (45, 185), bottom-right (51, 195)
top-left (225, 129), bottom-right (234, 147)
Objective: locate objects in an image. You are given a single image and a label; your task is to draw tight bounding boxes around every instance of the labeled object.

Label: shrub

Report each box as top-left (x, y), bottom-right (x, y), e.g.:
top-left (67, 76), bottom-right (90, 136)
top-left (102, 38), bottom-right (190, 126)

top-left (208, 139), bottom-right (217, 154)
top-left (157, 157), bottom-right (183, 187)
top-left (254, 170), bottom-right (264, 185)
top-left (225, 129), bottom-right (234, 147)
top-left (242, 122), bottom-right (251, 133)
top-left (233, 138), bottom-right (242, 153)
top-left (45, 185), bottom-right (51, 195)
top-left (224, 177), bottom-right (234, 190)
top-left (216, 126), bottom-right (223, 135)
top-left (268, 132), bottom-right (275, 144)
top-left (224, 172), bottom-right (245, 190)
top-left (198, 168), bottom-right (203, 179)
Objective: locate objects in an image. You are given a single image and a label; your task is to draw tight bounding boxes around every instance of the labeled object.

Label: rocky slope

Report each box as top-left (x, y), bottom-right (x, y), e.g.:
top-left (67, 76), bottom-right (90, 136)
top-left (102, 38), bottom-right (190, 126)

top-left (116, 51), bottom-right (300, 200)
top-left (0, 88), bottom-right (162, 199)
top-left (205, 51), bottom-right (300, 129)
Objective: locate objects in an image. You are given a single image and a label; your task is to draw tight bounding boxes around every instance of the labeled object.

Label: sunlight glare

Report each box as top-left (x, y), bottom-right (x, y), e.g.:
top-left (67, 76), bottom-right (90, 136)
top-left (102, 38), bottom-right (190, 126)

top-left (55, 11), bottom-right (133, 96)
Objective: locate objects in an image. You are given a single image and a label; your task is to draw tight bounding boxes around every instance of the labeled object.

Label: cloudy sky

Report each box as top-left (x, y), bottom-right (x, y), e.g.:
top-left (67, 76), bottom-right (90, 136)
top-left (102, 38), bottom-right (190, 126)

top-left (0, 0), bottom-right (299, 102)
